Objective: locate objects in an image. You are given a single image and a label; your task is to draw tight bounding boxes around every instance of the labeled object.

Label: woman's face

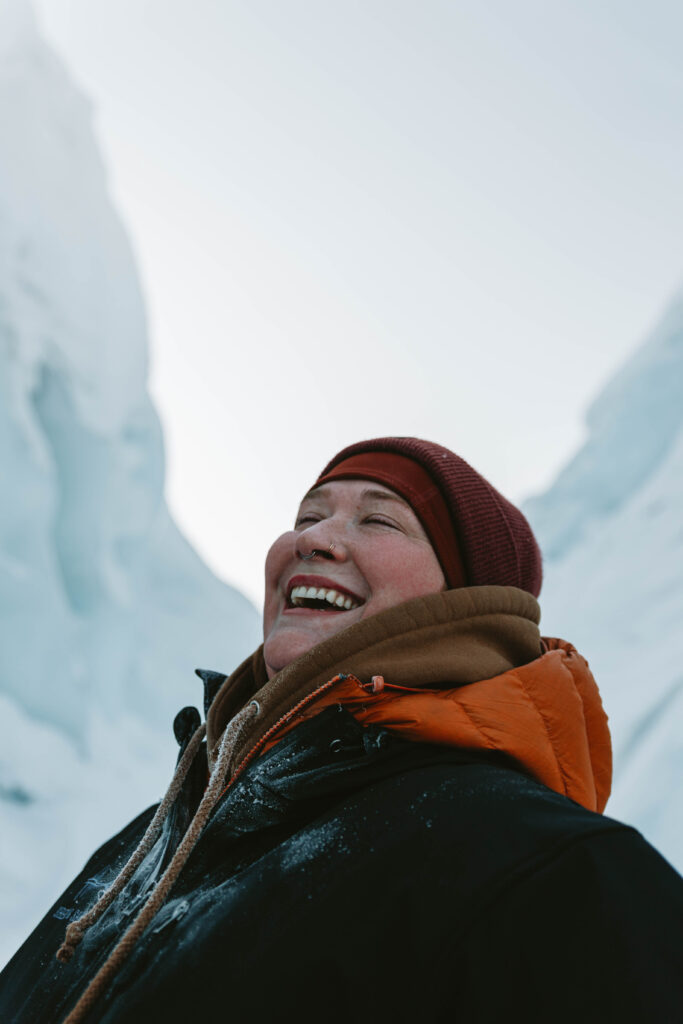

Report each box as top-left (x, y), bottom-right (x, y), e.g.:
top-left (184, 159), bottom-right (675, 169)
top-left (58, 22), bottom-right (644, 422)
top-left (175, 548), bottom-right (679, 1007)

top-left (263, 478), bottom-right (446, 678)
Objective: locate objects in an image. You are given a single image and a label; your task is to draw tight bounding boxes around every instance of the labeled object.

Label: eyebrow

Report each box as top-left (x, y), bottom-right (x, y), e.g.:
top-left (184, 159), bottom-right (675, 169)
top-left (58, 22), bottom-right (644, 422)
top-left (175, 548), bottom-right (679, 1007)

top-left (300, 485), bottom-right (410, 508)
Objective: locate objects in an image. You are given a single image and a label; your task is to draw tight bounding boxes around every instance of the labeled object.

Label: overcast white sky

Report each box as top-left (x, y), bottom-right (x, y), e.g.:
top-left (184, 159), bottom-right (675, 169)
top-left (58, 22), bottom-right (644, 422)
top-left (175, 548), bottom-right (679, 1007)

top-left (35, 0), bottom-right (683, 607)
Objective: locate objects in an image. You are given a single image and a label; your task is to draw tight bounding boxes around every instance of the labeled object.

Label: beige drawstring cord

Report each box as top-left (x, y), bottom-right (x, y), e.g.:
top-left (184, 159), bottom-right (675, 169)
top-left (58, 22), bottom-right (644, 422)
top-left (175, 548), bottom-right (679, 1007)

top-left (58, 700), bottom-right (259, 1024)
top-left (57, 720), bottom-right (207, 964)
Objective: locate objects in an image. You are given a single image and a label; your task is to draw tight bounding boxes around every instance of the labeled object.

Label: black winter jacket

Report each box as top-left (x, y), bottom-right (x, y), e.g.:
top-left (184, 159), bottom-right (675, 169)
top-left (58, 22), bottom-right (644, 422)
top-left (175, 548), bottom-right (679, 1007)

top-left (1, 703), bottom-right (682, 1023)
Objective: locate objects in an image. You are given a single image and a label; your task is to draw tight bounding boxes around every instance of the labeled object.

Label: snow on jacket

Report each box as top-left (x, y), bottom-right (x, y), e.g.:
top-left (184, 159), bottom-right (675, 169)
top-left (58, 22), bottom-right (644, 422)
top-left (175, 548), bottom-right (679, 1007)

top-left (1, 586), bottom-right (681, 1022)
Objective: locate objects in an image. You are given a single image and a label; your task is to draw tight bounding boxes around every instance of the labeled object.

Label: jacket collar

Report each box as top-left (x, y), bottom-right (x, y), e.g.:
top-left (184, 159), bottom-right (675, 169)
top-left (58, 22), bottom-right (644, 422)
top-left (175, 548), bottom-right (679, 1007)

top-left (263, 638), bottom-right (612, 812)
top-left (206, 585), bottom-right (542, 771)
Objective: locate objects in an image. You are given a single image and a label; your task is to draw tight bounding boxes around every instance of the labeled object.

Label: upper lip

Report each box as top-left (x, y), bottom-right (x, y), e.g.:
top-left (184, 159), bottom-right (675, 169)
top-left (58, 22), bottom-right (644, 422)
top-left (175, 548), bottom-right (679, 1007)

top-left (285, 574), bottom-right (365, 605)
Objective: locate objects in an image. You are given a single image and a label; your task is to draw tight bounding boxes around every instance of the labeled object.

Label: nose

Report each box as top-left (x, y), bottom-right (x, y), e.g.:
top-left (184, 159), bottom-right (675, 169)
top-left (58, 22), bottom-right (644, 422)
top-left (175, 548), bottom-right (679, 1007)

top-left (297, 541), bottom-right (337, 562)
top-left (295, 523), bottom-right (344, 563)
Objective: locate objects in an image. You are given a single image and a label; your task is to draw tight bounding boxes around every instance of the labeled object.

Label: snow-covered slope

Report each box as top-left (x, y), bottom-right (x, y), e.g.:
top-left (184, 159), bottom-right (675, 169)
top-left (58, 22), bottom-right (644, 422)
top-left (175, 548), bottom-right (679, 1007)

top-left (0, 0), bottom-right (261, 965)
top-left (525, 290), bottom-right (683, 871)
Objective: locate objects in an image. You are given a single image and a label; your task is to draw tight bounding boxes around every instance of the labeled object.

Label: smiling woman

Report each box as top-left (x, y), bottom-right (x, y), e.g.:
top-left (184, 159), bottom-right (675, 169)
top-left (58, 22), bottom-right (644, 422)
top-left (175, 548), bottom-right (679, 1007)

top-left (2, 437), bottom-right (682, 1024)
top-left (263, 479), bottom-right (446, 676)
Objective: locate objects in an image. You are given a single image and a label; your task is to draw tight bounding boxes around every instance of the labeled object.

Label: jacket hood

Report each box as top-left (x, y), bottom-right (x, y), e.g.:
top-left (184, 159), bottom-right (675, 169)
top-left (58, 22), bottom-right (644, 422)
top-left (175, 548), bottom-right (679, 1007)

top-left (206, 585), bottom-right (612, 812)
top-left (262, 637), bottom-right (612, 813)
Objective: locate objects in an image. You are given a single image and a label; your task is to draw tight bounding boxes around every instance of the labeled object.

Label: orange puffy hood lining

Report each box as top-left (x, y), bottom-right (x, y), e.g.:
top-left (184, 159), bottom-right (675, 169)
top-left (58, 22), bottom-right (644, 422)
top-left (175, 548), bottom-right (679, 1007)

top-left (261, 637), bottom-right (612, 813)
top-left (207, 587), bottom-right (612, 814)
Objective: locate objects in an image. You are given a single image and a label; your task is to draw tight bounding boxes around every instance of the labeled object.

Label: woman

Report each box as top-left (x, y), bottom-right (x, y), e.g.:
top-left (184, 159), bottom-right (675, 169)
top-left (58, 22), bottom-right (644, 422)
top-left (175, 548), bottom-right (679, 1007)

top-left (2, 436), bottom-right (681, 1023)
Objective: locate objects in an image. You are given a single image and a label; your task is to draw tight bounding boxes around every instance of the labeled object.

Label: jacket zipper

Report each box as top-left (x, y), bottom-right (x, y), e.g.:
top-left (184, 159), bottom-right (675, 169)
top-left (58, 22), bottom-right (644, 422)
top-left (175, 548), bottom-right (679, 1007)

top-left (218, 671), bottom-right (428, 800)
top-left (218, 673), bottom-right (356, 799)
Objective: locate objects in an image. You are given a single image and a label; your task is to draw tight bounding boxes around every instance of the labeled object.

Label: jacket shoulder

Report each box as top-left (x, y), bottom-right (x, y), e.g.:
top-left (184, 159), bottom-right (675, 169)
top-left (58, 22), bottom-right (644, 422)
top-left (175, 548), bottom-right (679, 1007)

top-left (443, 821), bottom-right (683, 1022)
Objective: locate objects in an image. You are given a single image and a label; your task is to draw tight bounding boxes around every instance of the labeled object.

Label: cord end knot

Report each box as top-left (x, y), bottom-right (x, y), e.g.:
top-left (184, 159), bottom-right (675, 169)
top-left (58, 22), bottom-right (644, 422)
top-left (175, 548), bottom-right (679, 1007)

top-left (56, 921), bottom-right (85, 963)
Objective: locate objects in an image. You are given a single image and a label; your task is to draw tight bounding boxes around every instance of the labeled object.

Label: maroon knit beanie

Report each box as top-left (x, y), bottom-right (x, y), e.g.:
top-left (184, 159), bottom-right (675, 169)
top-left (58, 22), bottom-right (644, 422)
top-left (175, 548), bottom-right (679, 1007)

top-left (316, 437), bottom-right (543, 597)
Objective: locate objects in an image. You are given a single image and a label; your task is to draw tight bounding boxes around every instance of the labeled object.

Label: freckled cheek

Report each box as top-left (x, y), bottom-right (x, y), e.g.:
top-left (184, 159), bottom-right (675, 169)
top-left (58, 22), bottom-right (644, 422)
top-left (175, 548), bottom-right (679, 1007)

top-left (361, 548), bottom-right (410, 605)
top-left (263, 531), bottom-right (297, 634)
top-left (264, 531), bottom-right (296, 585)
top-left (364, 544), bottom-right (443, 606)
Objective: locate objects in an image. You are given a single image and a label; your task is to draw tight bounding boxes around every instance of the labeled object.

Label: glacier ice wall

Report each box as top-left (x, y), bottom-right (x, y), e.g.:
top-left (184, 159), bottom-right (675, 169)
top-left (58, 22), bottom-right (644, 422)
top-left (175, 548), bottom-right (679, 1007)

top-left (0, 0), bottom-right (261, 739)
top-left (525, 291), bottom-right (683, 562)
top-left (525, 290), bottom-right (683, 871)
top-left (0, 0), bottom-right (261, 964)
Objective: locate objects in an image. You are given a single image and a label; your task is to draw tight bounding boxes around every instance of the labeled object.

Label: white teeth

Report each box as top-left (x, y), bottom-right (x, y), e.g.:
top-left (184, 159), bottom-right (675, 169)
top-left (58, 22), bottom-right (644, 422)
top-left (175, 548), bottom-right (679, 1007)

top-left (288, 584), bottom-right (361, 610)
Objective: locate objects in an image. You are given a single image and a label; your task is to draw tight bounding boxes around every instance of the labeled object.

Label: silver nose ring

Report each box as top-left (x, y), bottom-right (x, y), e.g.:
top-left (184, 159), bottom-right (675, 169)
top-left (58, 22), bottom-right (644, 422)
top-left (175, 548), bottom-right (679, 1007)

top-left (301, 543), bottom-right (335, 560)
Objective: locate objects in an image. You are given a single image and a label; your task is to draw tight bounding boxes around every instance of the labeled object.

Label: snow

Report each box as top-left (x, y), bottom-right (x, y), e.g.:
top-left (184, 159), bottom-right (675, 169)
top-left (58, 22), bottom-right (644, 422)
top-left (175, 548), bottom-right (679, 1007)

top-left (525, 290), bottom-right (683, 872)
top-left (0, 0), bottom-right (260, 966)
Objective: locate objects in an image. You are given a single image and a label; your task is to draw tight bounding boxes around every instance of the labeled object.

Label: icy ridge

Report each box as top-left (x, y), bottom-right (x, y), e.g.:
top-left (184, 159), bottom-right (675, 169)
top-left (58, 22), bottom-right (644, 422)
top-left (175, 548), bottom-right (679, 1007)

top-left (524, 291), bottom-right (683, 872)
top-left (0, 0), bottom-right (260, 740)
top-left (525, 289), bottom-right (683, 561)
top-left (0, 1), bottom-right (261, 965)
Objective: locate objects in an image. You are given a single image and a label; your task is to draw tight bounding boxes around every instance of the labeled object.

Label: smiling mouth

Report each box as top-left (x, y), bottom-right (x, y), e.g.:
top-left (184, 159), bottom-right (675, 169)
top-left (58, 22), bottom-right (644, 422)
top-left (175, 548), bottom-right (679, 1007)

top-left (287, 584), bottom-right (363, 612)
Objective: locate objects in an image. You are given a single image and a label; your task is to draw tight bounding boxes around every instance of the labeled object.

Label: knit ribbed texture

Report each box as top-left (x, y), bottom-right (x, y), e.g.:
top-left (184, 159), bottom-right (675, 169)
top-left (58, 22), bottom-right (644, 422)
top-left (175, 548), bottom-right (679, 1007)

top-left (318, 437), bottom-right (543, 597)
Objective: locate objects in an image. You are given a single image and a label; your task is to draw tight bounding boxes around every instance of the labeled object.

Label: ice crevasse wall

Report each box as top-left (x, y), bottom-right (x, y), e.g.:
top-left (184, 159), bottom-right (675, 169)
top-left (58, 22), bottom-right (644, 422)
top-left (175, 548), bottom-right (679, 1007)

top-left (0, 0), bottom-right (261, 965)
top-left (524, 288), bottom-right (683, 873)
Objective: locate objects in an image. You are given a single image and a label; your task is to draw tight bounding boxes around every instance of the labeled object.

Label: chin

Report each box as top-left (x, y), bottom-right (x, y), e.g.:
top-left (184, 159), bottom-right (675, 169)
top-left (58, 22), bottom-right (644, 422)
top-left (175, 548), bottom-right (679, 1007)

top-left (264, 633), bottom-right (313, 677)
top-left (264, 619), bottom-right (352, 677)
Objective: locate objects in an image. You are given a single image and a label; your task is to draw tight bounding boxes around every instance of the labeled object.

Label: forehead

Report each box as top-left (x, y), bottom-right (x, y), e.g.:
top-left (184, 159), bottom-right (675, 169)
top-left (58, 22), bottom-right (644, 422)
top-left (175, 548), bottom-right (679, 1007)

top-left (300, 478), bottom-right (409, 507)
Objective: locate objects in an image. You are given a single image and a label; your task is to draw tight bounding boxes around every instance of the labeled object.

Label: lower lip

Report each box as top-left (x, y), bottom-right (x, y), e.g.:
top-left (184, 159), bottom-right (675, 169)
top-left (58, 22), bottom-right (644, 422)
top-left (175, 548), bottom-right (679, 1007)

top-left (282, 604), bottom-right (360, 616)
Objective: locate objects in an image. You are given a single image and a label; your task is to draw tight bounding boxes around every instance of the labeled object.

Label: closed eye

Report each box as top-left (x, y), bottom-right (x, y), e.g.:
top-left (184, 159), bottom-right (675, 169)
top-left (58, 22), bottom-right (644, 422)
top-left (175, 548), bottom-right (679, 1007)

top-left (295, 513), bottom-right (323, 527)
top-left (363, 515), bottom-right (401, 529)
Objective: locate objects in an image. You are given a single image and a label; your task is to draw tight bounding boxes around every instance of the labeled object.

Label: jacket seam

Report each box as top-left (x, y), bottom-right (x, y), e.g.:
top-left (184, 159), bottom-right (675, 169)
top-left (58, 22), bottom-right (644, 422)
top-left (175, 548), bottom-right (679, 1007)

top-left (510, 668), bottom-right (573, 799)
